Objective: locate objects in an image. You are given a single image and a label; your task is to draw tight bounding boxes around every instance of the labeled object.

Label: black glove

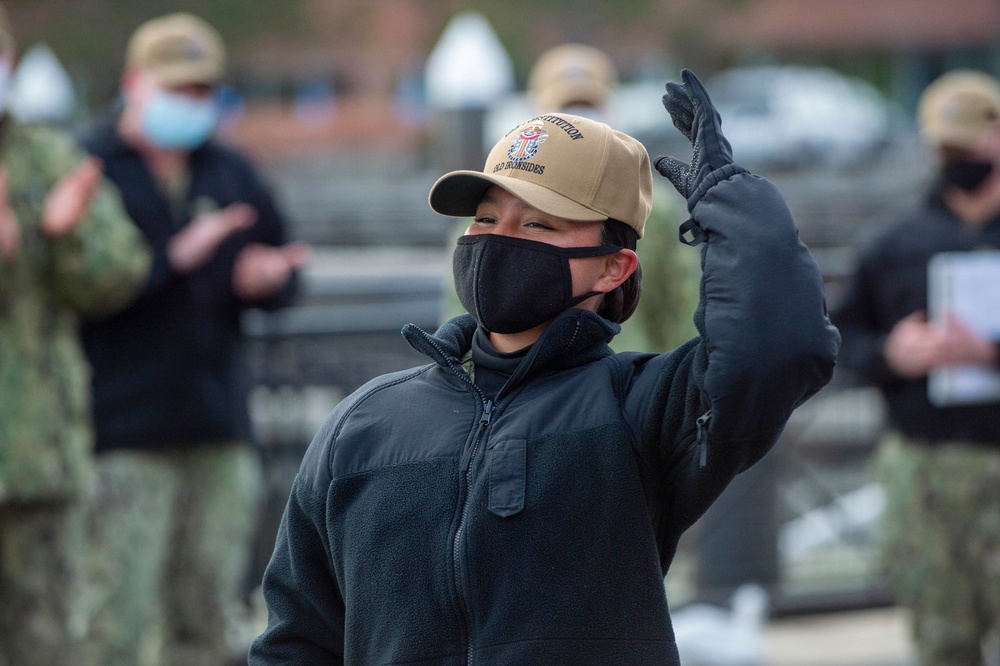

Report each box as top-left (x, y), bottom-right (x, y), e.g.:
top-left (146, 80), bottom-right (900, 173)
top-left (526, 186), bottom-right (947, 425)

top-left (654, 69), bottom-right (743, 207)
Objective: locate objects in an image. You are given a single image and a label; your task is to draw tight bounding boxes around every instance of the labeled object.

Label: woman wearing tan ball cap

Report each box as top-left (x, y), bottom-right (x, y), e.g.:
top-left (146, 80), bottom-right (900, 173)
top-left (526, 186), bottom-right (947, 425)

top-left (251, 70), bottom-right (838, 665)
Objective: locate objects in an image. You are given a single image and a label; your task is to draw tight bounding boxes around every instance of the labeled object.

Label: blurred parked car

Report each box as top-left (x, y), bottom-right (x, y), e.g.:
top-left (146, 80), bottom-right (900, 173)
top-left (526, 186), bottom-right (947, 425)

top-left (707, 66), bottom-right (893, 169)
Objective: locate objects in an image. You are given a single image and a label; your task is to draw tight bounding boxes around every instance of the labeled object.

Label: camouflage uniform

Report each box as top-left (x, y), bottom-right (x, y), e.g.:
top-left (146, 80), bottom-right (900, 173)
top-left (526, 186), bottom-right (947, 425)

top-left (84, 444), bottom-right (262, 666)
top-left (0, 119), bottom-right (150, 666)
top-left (875, 433), bottom-right (1000, 666)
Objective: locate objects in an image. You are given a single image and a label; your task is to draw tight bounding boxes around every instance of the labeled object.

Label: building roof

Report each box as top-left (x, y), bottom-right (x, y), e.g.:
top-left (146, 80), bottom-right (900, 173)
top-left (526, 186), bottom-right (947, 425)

top-left (717, 0), bottom-right (1000, 51)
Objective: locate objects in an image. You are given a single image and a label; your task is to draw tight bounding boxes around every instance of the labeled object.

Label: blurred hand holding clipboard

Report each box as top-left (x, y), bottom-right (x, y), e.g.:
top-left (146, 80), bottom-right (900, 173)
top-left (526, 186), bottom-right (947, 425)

top-left (928, 250), bottom-right (1000, 406)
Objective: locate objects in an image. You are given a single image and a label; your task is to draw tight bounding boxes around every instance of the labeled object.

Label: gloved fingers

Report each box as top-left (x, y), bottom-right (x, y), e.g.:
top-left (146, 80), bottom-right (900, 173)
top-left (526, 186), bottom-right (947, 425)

top-left (653, 155), bottom-right (691, 199)
top-left (662, 81), bottom-right (694, 141)
top-left (680, 69), bottom-right (714, 115)
top-left (681, 69), bottom-right (717, 144)
top-left (681, 68), bottom-right (734, 169)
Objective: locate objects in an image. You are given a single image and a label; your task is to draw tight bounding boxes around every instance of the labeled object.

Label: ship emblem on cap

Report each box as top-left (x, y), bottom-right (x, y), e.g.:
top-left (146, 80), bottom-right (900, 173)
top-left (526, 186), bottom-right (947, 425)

top-left (507, 121), bottom-right (547, 162)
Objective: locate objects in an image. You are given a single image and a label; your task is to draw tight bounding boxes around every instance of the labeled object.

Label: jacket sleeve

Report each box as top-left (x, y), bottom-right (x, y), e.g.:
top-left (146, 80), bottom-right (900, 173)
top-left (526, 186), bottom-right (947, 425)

top-left (250, 421), bottom-right (345, 664)
top-left (625, 167), bottom-right (839, 545)
top-left (209, 150), bottom-right (299, 313)
top-left (243, 163), bottom-right (299, 312)
top-left (829, 245), bottom-right (901, 388)
top-left (130, 147), bottom-right (299, 313)
top-left (250, 478), bottom-right (345, 665)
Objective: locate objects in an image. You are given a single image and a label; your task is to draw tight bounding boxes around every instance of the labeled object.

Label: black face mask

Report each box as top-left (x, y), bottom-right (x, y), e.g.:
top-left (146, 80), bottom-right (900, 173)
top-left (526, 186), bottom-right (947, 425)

top-left (453, 234), bottom-right (621, 334)
top-left (942, 159), bottom-right (994, 192)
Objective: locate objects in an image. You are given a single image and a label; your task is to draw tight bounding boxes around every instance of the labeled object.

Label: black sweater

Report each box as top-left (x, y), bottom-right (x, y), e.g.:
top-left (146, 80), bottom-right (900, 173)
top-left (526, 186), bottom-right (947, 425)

top-left (833, 192), bottom-right (1000, 444)
top-left (80, 123), bottom-right (296, 451)
top-left (250, 168), bottom-right (838, 665)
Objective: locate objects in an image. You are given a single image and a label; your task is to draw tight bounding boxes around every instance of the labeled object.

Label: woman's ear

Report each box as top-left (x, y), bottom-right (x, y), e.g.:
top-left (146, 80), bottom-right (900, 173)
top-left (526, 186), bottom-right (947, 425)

top-left (594, 248), bottom-right (638, 294)
top-left (120, 68), bottom-right (140, 98)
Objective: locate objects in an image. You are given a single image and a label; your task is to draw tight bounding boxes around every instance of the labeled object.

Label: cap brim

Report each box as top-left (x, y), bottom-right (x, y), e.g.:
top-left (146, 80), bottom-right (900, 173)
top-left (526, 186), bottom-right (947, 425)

top-left (153, 62), bottom-right (223, 88)
top-left (536, 80), bottom-right (611, 112)
top-left (428, 171), bottom-right (607, 222)
top-left (923, 125), bottom-right (988, 151)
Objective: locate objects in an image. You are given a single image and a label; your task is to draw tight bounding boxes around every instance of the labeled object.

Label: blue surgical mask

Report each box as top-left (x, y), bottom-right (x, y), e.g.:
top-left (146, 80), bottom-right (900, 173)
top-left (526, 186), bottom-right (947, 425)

top-left (141, 89), bottom-right (219, 150)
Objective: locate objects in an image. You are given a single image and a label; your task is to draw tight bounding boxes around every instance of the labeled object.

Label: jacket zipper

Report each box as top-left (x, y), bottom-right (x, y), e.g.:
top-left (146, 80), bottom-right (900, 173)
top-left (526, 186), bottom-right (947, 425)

top-left (696, 409), bottom-right (712, 467)
top-left (405, 326), bottom-right (515, 664)
top-left (454, 398), bottom-right (493, 666)
top-left (410, 320), bottom-right (495, 666)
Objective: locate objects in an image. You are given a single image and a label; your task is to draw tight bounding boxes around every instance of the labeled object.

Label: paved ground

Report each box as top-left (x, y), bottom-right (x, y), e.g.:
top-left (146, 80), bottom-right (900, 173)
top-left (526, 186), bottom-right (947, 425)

top-left (764, 606), bottom-right (914, 666)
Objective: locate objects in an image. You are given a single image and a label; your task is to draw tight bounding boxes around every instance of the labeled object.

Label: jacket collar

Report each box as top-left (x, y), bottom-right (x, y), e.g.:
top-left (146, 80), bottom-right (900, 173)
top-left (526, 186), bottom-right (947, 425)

top-left (402, 309), bottom-right (619, 391)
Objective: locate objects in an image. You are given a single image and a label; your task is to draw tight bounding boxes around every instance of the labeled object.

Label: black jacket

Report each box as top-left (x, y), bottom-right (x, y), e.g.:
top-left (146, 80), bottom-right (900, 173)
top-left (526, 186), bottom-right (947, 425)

top-left (833, 191), bottom-right (1000, 444)
top-left (250, 170), bottom-right (838, 665)
top-left (80, 123), bottom-right (296, 451)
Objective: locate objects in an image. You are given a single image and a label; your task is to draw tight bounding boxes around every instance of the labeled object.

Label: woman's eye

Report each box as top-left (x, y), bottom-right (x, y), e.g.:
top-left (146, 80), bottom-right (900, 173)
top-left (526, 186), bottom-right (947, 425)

top-left (473, 216), bottom-right (497, 225)
top-left (525, 221), bottom-right (553, 229)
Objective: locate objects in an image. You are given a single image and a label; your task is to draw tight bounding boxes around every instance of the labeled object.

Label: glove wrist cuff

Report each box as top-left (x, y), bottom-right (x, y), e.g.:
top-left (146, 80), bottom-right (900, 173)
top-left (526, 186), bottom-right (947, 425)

top-left (686, 163), bottom-right (749, 211)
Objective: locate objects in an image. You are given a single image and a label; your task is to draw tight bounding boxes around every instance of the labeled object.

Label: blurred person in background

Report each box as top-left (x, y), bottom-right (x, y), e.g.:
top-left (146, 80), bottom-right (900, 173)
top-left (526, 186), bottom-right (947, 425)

top-left (0, 3), bottom-right (151, 664)
top-left (443, 42), bottom-right (699, 354)
top-left (77, 12), bottom-right (306, 666)
top-left (249, 70), bottom-right (837, 665)
top-left (833, 70), bottom-right (1000, 666)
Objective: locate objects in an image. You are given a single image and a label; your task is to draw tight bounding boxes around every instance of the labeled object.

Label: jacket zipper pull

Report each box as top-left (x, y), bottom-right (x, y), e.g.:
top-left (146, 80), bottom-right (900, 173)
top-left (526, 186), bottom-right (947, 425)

top-left (480, 399), bottom-right (494, 426)
top-left (696, 410), bottom-right (712, 468)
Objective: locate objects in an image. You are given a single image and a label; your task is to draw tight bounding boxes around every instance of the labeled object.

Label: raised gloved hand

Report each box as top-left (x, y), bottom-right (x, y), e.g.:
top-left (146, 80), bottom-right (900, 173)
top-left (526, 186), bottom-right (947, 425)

top-left (654, 69), bottom-right (745, 208)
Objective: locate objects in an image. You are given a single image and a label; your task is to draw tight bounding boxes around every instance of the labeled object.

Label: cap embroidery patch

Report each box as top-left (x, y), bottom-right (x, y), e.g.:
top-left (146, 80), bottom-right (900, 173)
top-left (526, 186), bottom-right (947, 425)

top-left (507, 121), bottom-right (547, 162)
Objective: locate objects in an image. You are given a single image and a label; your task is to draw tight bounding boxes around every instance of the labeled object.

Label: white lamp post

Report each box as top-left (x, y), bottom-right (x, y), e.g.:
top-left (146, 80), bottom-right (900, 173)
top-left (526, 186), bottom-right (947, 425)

top-left (424, 11), bottom-right (514, 170)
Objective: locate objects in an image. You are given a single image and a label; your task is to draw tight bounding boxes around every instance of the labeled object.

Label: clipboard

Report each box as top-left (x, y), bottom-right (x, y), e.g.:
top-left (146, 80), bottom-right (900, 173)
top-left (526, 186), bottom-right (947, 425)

top-left (927, 250), bottom-right (1000, 406)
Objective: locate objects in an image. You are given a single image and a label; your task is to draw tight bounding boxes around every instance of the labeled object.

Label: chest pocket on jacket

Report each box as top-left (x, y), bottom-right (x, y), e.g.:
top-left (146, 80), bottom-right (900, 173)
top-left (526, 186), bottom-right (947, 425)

top-left (488, 437), bottom-right (526, 517)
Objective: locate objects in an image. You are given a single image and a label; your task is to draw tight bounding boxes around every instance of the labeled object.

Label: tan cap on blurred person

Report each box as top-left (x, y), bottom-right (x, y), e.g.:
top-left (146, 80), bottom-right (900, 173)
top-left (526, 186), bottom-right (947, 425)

top-left (126, 13), bottom-right (225, 87)
top-left (918, 70), bottom-right (1000, 150)
top-left (528, 43), bottom-right (617, 112)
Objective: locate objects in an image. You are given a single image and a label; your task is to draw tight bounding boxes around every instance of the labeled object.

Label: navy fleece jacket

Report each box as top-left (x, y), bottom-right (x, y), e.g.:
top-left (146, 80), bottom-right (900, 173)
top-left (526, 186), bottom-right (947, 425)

top-left (79, 122), bottom-right (297, 451)
top-left (250, 169), bottom-right (839, 665)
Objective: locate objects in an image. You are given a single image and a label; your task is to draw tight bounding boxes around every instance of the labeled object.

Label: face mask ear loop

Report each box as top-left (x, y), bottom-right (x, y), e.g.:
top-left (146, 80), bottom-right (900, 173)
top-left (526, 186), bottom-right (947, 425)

top-left (558, 244), bottom-right (624, 308)
top-left (550, 242), bottom-right (620, 303)
top-left (556, 244), bottom-right (623, 259)
top-left (565, 291), bottom-right (602, 309)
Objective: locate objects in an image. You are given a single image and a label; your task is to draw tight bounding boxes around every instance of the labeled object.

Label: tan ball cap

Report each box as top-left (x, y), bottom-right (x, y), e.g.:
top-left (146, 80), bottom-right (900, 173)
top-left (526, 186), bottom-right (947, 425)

top-left (429, 113), bottom-right (652, 238)
top-left (528, 43), bottom-right (617, 112)
top-left (126, 13), bottom-right (225, 87)
top-left (918, 70), bottom-right (1000, 150)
